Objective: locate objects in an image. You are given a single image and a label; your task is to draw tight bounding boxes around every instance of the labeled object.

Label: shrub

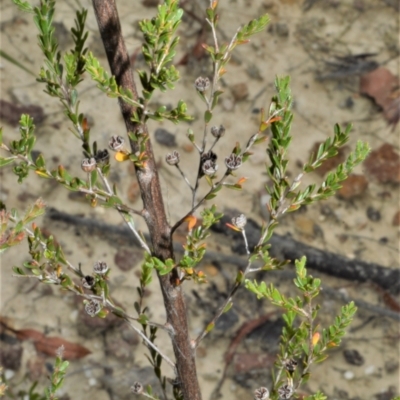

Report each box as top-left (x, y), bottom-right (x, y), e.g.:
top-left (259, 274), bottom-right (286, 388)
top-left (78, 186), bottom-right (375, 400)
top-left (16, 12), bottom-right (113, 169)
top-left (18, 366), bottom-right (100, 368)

top-left (0, 1), bottom-right (371, 399)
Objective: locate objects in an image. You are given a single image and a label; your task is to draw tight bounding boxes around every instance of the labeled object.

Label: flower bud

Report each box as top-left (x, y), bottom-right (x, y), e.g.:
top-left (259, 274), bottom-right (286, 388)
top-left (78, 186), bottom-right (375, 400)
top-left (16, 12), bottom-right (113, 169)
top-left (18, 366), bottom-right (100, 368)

top-left (211, 125), bottom-right (226, 138)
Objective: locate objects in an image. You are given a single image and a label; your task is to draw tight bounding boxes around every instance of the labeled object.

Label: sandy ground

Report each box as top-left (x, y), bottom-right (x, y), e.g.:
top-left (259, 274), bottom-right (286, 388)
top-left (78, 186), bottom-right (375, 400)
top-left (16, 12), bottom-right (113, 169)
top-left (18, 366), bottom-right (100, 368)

top-left (0, 0), bottom-right (399, 399)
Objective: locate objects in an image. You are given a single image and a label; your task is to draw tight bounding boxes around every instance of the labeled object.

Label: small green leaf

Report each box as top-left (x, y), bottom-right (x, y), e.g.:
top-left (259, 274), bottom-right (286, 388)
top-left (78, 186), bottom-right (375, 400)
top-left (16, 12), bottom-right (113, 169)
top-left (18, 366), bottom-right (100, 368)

top-left (0, 157), bottom-right (16, 167)
top-left (223, 301), bottom-right (233, 313)
top-left (204, 110), bottom-right (213, 123)
top-left (12, 266), bottom-right (26, 275)
top-left (205, 192), bottom-right (216, 200)
top-left (205, 322), bottom-right (215, 333)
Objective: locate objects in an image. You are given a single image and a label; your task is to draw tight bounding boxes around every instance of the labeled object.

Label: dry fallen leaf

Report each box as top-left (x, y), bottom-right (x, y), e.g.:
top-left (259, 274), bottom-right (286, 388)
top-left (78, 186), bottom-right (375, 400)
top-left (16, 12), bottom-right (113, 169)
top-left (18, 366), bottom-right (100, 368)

top-left (364, 143), bottom-right (400, 184)
top-left (14, 328), bottom-right (91, 360)
top-left (360, 67), bottom-right (400, 125)
top-left (14, 328), bottom-right (45, 342)
top-left (337, 174), bottom-right (368, 200)
top-left (34, 336), bottom-right (91, 360)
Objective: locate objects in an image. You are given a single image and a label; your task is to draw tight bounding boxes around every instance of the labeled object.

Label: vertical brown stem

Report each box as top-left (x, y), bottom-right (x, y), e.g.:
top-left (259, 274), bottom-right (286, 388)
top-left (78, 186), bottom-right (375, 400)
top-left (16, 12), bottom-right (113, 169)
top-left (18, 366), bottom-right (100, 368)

top-left (91, 1), bottom-right (202, 399)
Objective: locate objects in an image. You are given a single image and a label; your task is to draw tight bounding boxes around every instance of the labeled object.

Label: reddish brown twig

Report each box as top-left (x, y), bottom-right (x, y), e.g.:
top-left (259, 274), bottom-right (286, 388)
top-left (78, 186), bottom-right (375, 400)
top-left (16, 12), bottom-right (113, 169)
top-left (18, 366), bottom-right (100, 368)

top-left (91, 1), bottom-right (202, 399)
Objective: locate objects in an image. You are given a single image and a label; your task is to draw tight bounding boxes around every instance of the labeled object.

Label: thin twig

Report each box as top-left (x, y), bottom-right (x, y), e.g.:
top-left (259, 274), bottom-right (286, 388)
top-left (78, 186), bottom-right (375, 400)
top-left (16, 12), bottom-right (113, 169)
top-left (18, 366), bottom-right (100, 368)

top-left (125, 319), bottom-right (176, 371)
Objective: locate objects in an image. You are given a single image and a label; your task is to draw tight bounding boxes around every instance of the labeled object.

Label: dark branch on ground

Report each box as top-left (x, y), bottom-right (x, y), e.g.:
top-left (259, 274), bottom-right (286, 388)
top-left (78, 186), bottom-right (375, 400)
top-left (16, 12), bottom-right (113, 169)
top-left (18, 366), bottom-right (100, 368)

top-left (46, 208), bottom-right (400, 321)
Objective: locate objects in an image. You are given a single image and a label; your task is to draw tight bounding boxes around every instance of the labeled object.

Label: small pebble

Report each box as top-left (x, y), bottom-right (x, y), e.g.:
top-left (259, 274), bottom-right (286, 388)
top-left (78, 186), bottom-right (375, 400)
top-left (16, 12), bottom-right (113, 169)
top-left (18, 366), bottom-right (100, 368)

top-left (366, 206), bottom-right (381, 222)
top-left (4, 369), bottom-right (15, 380)
top-left (343, 348), bottom-right (365, 366)
top-left (343, 370), bottom-right (355, 380)
top-left (203, 264), bottom-right (219, 277)
top-left (338, 96), bottom-right (354, 109)
top-left (385, 359), bottom-right (399, 373)
top-left (268, 22), bottom-right (289, 37)
top-left (88, 378), bottom-right (98, 387)
top-left (294, 215), bottom-right (322, 239)
top-left (154, 128), bottom-right (177, 147)
top-left (246, 64), bottom-right (263, 80)
top-left (221, 97), bottom-right (234, 111)
top-left (364, 365), bottom-right (375, 375)
top-left (69, 309), bottom-right (79, 323)
top-left (231, 82), bottom-right (249, 102)
top-left (181, 143), bottom-right (194, 153)
top-left (115, 248), bottom-right (143, 271)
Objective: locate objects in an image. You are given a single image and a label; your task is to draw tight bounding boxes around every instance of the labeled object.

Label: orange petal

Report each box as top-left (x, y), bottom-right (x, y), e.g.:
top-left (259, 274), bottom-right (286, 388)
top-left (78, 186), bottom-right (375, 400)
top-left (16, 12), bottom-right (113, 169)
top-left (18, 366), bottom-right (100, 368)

top-left (185, 215), bottom-right (197, 231)
top-left (115, 152), bottom-right (129, 162)
top-left (226, 223), bottom-right (242, 232)
top-left (312, 332), bottom-right (320, 346)
top-left (82, 117), bottom-right (89, 132)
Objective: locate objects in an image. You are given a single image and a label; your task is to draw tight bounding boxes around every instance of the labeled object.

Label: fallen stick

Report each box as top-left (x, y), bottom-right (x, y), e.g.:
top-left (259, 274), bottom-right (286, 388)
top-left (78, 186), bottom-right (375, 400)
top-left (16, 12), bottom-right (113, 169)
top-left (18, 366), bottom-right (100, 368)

top-left (46, 208), bottom-right (400, 310)
top-left (211, 214), bottom-right (400, 294)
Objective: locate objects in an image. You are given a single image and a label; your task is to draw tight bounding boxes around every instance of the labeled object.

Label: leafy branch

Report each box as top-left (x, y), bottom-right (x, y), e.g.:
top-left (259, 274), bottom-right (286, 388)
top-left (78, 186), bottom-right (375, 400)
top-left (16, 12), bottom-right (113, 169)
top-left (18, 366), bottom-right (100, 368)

top-left (246, 257), bottom-right (357, 399)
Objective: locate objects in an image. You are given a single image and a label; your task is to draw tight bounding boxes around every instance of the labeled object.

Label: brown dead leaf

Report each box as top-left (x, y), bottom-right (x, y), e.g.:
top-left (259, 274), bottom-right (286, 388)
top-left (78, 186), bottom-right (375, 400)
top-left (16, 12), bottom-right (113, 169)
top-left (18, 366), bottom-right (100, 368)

top-left (360, 67), bottom-right (400, 125)
top-left (337, 174), bottom-right (369, 200)
top-left (392, 210), bottom-right (400, 226)
top-left (34, 336), bottom-right (91, 360)
top-left (14, 328), bottom-right (45, 342)
top-left (13, 327), bottom-right (91, 360)
top-left (364, 143), bottom-right (400, 184)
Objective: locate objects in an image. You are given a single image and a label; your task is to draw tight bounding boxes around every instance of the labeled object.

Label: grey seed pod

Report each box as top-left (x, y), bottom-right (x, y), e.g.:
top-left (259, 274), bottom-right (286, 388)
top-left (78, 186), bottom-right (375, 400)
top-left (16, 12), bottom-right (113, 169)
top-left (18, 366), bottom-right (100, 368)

top-left (283, 358), bottom-right (298, 373)
top-left (109, 135), bottom-right (125, 151)
top-left (165, 150), bottom-right (180, 166)
top-left (254, 387), bottom-right (270, 400)
top-left (195, 76), bottom-right (210, 92)
top-left (84, 299), bottom-right (102, 317)
top-left (202, 159), bottom-right (218, 176)
top-left (277, 383), bottom-right (294, 399)
top-left (93, 261), bottom-right (109, 275)
top-left (81, 157), bottom-right (97, 173)
top-left (130, 382), bottom-right (143, 394)
top-left (225, 153), bottom-right (242, 170)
